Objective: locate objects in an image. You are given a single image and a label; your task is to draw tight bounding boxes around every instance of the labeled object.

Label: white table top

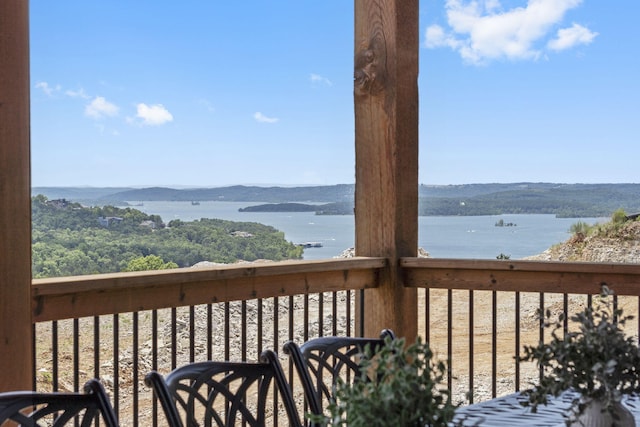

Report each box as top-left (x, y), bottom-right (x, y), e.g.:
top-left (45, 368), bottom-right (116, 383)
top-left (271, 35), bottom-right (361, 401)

top-left (452, 391), bottom-right (640, 426)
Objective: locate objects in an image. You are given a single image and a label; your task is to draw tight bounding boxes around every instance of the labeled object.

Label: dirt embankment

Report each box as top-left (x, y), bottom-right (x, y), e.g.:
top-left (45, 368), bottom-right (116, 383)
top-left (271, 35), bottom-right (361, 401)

top-left (525, 220), bottom-right (640, 263)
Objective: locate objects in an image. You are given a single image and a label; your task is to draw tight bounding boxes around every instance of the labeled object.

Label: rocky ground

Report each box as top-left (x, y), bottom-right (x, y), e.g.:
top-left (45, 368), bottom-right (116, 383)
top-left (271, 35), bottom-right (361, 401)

top-left (525, 220), bottom-right (640, 263)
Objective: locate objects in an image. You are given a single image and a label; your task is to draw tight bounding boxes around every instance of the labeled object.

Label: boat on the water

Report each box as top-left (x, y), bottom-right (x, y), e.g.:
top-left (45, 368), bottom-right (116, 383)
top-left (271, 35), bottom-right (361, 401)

top-left (299, 242), bottom-right (323, 248)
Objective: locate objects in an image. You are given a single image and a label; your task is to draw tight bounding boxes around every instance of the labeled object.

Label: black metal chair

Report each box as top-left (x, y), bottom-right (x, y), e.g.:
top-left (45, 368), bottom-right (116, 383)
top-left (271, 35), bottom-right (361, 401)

top-left (282, 329), bottom-right (396, 420)
top-left (145, 349), bottom-right (302, 427)
top-left (0, 378), bottom-right (119, 427)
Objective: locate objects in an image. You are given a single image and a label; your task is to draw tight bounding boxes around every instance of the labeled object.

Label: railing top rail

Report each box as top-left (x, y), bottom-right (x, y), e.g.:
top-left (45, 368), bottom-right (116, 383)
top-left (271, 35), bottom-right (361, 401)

top-left (32, 257), bottom-right (386, 322)
top-left (400, 257), bottom-right (640, 273)
top-left (33, 257), bottom-right (386, 295)
top-left (401, 257), bottom-right (640, 296)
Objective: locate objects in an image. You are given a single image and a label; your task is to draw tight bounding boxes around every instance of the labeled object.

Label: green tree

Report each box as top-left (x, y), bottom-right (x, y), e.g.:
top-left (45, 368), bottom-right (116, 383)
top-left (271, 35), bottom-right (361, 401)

top-left (32, 195), bottom-right (303, 277)
top-left (124, 255), bottom-right (178, 272)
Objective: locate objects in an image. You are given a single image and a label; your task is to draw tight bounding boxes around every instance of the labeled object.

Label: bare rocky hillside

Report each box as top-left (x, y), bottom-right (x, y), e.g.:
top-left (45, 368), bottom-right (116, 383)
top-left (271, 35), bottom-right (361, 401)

top-left (526, 219), bottom-right (640, 263)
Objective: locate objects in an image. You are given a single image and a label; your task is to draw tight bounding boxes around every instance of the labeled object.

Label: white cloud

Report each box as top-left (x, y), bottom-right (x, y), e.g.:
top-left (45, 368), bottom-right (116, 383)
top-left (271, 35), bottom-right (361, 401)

top-left (253, 112), bottom-right (279, 123)
top-left (35, 81), bottom-right (61, 96)
top-left (35, 82), bottom-right (91, 100)
top-left (65, 88), bottom-right (90, 99)
top-left (424, 0), bottom-right (595, 65)
top-left (547, 23), bottom-right (598, 51)
top-left (425, 25), bottom-right (446, 48)
top-left (425, 25), bottom-right (462, 50)
top-left (85, 96), bottom-right (119, 119)
top-left (484, 0), bottom-right (501, 13)
top-left (310, 73), bottom-right (333, 87)
top-left (198, 99), bottom-right (216, 113)
top-left (135, 103), bottom-right (173, 126)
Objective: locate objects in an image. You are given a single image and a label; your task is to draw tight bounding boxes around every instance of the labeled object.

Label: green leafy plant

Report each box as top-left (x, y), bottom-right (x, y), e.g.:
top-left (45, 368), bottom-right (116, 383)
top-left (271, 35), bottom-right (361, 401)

top-left (124, 254), bottom-right (179, 271)
top-left (310, 336), bottom-right (461, 427)
top-left (518, 285), bottom-right (640, 424)
top-left (612, 208), bottom-right (628, 225)
top-left (569, 220), bottom-right (592, 239)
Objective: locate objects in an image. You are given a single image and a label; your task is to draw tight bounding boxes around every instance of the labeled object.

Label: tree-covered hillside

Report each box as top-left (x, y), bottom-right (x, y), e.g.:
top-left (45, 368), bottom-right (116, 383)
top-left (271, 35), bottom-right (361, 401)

top-left (419, 185), bottom-right (640, 217)
top-left (32, 182), bottom-right (640, 218)
top-left (238, 201), bottom-right (353, 215)
top-left (100, 184), bottom-right (355, 203)
top-left (32, 195), bottom-right (303, 278)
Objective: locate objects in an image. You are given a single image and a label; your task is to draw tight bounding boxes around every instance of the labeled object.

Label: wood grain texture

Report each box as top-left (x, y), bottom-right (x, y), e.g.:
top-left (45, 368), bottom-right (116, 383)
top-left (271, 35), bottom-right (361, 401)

top-left (32, 258), bottom-right (386, 322)
top-left (354, 0), bottom-right (419, 339)
top-left (0, 0), bottom-right (32, 391)
top-left (401, 258), bottom-right (640, 295)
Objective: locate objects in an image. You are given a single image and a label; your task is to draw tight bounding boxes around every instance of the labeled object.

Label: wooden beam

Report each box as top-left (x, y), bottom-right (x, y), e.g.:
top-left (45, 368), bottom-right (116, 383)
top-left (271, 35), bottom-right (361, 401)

top-left (32, 258), bottom-right (386, 322)
top-left (354, 0), bottom-right (419, 339)
top-left (0, 0), bottom-right (32, 391)
top-left (401, 258), bottom-right (640, 296)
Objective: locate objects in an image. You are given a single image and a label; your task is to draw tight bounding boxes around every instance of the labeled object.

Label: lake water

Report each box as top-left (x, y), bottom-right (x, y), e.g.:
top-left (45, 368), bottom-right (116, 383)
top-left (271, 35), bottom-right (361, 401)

top-left (129, 201), bottom-right (607, 261)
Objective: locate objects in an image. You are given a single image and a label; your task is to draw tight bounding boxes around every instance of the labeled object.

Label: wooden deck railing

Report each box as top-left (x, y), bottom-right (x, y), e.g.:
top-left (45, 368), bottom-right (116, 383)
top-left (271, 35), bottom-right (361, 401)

top-left (32, 258), bottom-right (386, 322)
top-left (32, 258), bottom-right (384, 426)
top-left (403, 258), bottom-right (640, 403)
top-left (31, 257), bottom-right (640, 426)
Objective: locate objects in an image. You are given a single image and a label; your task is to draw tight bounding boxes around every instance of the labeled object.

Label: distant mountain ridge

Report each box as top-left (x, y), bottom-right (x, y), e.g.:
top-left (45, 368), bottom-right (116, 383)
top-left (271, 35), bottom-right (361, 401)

top-left (74, 184), bottom-right (353, 203)
top-left (32, 182), bottom-right (640, 218)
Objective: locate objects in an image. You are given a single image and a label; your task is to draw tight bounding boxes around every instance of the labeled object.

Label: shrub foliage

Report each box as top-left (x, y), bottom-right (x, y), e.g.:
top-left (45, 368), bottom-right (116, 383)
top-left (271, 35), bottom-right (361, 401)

top-left (31, 195), bottom-right (303, 278)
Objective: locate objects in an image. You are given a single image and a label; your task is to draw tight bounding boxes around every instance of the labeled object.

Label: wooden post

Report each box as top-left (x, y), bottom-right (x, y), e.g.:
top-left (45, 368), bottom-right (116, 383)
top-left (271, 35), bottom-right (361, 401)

top-left (354, 0), bottom-right (419, 340)
top-left (0, 0), bottom-right (33, 390)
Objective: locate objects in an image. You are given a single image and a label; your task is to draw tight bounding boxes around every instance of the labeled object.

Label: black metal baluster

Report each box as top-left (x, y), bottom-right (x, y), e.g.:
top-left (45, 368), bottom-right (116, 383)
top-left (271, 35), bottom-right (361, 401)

top-left (241, 300), bottom-right (247, 362)
top-left (132, 312), bottom-right (139, 427)
top-left (514, 292), bottom-right (520, 393)
top-left (190, 305), bottom-right (195, 363)
top-left (152, 310), bottom-right (158, 427)
top-left (318, 293), bottom-right (324, 337)
top-left (447, 289), bottom-right (453, 392)
top-left (332, 291), bottom-right (338, 336)
top-left (171, 308), bottom-right (177, 370)
top-left (52, 320), bottom-right (58, 392)
top-left (492, 291), bottom-right (497, 398)
top-left (469, 290), bottom-right (474, 404)
top-left (113, 314), bottom-right (119, 417)
top-left (207, 304), bottom-right (213, 361)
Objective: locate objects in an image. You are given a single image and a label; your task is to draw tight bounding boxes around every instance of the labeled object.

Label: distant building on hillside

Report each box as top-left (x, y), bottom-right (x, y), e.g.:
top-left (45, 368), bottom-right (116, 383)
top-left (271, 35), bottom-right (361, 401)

top-left (98, 216), bottom-right (123, 227)
top-left (139, 220), bottom-right (157, 229)
top-left (47, 199), bottom-right (70, 209)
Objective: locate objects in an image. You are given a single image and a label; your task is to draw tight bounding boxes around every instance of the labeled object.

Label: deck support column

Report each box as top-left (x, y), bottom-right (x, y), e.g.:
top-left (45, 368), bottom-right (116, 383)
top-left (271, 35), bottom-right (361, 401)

top-left (354, 0), bottom-right (419, 339)
top-left (0, 0), bottom-right (33, 390)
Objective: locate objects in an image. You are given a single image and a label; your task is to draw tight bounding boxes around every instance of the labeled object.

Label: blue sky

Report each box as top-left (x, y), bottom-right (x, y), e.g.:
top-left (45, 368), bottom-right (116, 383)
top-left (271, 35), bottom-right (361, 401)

top-left (30, 1), bottom-right (638, 187)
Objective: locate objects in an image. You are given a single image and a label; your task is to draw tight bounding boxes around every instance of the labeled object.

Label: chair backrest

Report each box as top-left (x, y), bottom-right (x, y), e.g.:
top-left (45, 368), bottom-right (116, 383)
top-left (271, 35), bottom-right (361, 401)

top-left (145, 350), bottom-right (302, 427)
top-left (282, 329), bottom-right (396, 419)
top-left (0, 379), bottom-right (119, 427)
